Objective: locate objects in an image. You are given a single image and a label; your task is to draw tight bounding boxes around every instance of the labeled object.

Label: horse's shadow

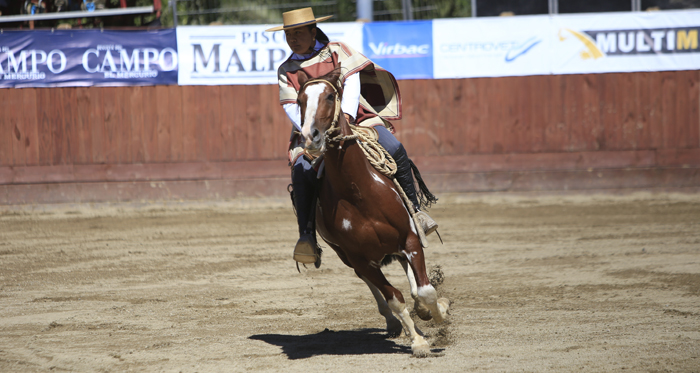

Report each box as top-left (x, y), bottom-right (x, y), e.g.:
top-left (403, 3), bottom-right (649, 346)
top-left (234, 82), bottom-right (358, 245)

top-left (249, 328), bottom-right (432, 359)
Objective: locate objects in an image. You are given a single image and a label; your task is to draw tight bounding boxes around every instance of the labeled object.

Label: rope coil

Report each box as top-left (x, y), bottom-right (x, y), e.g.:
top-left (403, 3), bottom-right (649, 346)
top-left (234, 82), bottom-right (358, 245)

top-left (328, 126), bottom-right (418, 215)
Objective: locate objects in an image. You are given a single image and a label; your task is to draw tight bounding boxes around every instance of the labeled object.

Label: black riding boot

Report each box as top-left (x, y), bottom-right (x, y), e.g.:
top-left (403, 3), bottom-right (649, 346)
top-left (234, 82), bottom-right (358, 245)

top-left (291, 159), bottom-right (320, 264)
top-left (392, 145), bottom-right (438, 236)
top-left (392, 144), bottom-right (421, 212)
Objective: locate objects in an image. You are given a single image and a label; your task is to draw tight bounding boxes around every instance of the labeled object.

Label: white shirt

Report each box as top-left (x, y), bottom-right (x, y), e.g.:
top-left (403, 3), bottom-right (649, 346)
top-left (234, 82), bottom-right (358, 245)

top-left (283, 41), bottom-right (361, 132)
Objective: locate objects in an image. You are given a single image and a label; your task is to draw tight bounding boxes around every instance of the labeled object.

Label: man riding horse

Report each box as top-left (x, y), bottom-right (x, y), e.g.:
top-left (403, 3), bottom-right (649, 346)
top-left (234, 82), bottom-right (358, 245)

top-left (266, 8), bottom-right (438, 264)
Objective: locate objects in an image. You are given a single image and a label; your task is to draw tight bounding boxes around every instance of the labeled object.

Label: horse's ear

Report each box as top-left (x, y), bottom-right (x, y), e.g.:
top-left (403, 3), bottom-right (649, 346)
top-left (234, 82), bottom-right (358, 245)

top-left (327, 66), bottom-right (342, 88)
top-left (297, 69), bottom-right (309, 88)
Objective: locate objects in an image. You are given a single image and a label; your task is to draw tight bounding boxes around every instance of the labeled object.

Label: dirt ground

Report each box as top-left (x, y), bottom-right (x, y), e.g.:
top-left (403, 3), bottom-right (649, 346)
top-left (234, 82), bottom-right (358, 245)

top-left (1, 193), bottom-right (699, 372)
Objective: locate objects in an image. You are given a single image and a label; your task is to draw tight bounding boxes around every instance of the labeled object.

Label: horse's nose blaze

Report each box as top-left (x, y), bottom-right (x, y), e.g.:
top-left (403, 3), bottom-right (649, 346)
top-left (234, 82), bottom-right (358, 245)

top-left (300, 82), bottom-right (328, 150)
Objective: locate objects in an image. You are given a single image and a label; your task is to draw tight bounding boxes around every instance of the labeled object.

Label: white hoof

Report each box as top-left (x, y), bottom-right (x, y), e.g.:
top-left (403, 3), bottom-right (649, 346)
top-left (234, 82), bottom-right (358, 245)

top-left (411, 339), bottom-right (431, 357)
top-left (433, 298), bottom-right (450, 323)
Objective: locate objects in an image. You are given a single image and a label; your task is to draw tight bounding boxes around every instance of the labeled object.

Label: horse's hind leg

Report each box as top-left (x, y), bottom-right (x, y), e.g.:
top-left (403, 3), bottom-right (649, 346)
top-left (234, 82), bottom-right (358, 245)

top-left (399, 259), bottom-right (433, 321)
top-left (360, 276), bottom-right (403, 338)
top-left (401, 243), bottom-right (449, 323)
top-left (355, 267), bottom-right (430, 357)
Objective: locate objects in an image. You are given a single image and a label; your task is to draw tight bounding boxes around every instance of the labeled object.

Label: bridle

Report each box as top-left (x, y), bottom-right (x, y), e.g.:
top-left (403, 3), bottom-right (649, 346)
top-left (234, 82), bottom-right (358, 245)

top-left (301, 78), bottom-right (355, 147)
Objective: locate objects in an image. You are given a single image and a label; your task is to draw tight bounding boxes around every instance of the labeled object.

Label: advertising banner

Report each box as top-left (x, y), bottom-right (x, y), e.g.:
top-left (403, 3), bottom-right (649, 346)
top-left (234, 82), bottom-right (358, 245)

top-left (322, 22), bottom-right (364, 53)
top-left (432, 16), bottom-right (551, 79)
top-left (177, 23), bottom-right (363, 86)
top-left (363, 20), bottom-right (433, 79)
top-left (0, 29), bottom-right (178, 88)
top-left (550, 10), bottom-right (700, 75)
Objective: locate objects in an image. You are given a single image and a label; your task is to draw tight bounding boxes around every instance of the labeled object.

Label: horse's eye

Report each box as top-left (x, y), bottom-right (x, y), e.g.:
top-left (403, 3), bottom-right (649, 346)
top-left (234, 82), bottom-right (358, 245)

top-left (326, 93), bottom-right (335, 101)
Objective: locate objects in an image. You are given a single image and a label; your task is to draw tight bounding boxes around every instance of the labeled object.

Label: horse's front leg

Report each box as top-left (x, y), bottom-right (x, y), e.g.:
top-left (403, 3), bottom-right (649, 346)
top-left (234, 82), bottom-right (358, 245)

top-left (360, 276), bottom-right (402, 338)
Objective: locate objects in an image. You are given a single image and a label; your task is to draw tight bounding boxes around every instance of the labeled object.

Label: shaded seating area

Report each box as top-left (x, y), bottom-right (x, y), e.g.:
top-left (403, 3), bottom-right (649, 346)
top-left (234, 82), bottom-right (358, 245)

top-left (0, 0), bottom-right (160, 29)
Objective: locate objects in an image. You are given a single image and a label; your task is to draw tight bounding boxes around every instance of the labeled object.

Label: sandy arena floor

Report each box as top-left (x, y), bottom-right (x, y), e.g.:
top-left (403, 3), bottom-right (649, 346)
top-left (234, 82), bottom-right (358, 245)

top-left (1, 193), bottom-right (699, 372)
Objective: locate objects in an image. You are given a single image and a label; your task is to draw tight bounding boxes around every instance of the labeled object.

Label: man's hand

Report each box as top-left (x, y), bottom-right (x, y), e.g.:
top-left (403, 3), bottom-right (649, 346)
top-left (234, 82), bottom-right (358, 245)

top-left (343, 113), bottom-right (354, 124)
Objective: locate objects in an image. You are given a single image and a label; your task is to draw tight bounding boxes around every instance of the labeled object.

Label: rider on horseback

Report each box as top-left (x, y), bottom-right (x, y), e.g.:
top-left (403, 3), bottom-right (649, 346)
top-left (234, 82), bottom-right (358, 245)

top-left (266, 8), bottom-right (438, 264)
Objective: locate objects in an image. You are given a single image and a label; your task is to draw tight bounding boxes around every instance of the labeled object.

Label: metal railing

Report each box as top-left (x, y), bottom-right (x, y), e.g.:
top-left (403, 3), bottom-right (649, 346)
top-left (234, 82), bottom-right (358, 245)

top-left (163, 0), bottom-right (700, 27)
top-left (0, 6), bottom-right (154, 23)
top-left (167, 0), bottom-right (472, 27)
top-left (169, 0), bottom-right (342, 27)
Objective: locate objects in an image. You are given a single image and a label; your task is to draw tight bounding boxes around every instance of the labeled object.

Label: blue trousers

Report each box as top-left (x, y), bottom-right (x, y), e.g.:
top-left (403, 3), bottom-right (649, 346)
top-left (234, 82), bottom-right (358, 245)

top-left (292, 126), bottom-right (401, 235)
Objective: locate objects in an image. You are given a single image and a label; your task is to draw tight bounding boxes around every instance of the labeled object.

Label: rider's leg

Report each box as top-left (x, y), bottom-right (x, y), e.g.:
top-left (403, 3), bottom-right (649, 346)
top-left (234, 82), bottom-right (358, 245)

top-left (291, 154), bottom-right (319, 263)
top-left (375, 126), bottom-right (438, 236)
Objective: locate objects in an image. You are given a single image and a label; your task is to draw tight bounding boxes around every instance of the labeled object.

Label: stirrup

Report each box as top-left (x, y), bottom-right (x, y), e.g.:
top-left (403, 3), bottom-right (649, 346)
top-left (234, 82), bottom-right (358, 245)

top-left (415, 211), bottom-right (438, 236)
top-left (293, 234), bottom-right (319, 264)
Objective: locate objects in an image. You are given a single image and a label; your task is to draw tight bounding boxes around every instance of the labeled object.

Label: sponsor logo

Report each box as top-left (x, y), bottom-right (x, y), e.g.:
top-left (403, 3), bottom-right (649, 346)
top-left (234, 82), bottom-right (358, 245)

top-left (439, 37), bottom-right (542, 62)
top-left (185, 30), bottom-right (289, 77)
top-left (191, 43), bottom-right (287, 74)
top-left (504, 37), bottom-right (542, 62)
top-left (560, 26), bottom-right (699, 60)
top-left (367, 42), bottom-right (430, 58)
top-left (1, 46), bottom-right (66, 80)
top-left (558, 28), bottom-right (604, 60)
top-left (0, 44), bottom-right (177, 81)
top-left (83, 45), bottom-right (178, 78)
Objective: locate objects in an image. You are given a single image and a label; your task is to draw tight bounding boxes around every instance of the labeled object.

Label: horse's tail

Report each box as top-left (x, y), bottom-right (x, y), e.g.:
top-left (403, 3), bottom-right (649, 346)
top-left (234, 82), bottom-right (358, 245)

top-left (409, 159), bottom-right (438, 210)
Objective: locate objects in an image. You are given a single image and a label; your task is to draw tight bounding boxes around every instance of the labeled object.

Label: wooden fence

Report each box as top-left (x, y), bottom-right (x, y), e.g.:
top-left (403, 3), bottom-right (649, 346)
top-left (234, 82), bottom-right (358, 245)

top-left (1, 70), bottom-right (699, 204)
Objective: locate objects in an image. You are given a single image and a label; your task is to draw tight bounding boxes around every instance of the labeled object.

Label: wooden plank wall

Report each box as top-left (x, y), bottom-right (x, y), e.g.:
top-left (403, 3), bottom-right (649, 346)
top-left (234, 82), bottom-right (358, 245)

top-left (1, 70), bottom-right (699, 204)
top-left (397, 71), bottom-right (699, 155)
top-left (1, 84), bottom-right (289, 168)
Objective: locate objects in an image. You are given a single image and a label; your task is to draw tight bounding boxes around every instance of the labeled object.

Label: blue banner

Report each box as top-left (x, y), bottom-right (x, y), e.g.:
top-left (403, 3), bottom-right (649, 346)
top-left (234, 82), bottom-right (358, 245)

top-left (363, 21), bottom-right (433, 80)
top-left (0, 29), bottom-right (177, 88)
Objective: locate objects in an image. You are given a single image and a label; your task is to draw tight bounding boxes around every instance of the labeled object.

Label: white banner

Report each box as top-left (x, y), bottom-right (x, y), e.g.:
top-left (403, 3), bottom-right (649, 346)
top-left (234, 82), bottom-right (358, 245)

top-left (432, 16), bottom-right (551, 79)
top-left (175, 11), bottom-right (700, 85)
top-left (433, 10), bottom-right (700, 79)
top-left (177, 23), bottom-right (363, 86)
top-left (550, 10), bottom-right (700, 75)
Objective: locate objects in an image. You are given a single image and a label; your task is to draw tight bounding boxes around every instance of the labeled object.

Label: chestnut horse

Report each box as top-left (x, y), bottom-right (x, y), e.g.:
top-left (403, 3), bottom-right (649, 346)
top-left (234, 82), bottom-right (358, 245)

top-left (295, 69), bottom-right (449, 357)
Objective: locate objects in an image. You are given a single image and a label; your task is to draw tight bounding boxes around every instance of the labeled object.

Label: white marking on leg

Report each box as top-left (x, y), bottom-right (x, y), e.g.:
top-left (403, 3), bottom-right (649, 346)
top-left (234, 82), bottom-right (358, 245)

top-left (401, 260), bottom-right (419, 299)
top-left (361, 277), bottom-right (393, 318)
top-left (417, 285), bottom-right (438, 304)
top-left (402, 259), bottom-right (432, 321)
top-left (417, 284), bottom-right (447, 323)
top-left (402, 250), bottom-right (419, 263)
top-left (300, 83), bottom-right (326, 139)
top-left (360, 276), bottom-right (403, 337)
top-left (342, 218), bottom-right (352, 231)
top-left (387, 296), bottom-right (430, 356)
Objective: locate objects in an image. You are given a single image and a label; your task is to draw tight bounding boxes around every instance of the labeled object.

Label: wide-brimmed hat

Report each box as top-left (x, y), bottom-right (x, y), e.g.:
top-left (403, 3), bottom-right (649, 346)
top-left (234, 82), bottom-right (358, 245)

top-left (265, 7), bottom-right (333, 32)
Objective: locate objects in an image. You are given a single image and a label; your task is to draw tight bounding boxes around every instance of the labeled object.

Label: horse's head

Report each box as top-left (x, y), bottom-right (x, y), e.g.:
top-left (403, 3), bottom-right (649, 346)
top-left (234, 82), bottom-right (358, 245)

top-left (296, 68), bottom-right (343, 155)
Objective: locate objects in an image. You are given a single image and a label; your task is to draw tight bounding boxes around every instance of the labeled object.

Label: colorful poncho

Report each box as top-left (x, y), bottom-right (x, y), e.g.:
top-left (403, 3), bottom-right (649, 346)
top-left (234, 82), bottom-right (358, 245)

top-left (278, 41), bottom-right (402, 132)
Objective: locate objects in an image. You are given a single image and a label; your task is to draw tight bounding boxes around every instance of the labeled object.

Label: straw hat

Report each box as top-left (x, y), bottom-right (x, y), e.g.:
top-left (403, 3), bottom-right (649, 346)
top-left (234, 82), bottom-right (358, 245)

top-left (265, 7), bottom-right (333, 32)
